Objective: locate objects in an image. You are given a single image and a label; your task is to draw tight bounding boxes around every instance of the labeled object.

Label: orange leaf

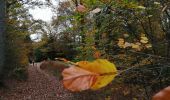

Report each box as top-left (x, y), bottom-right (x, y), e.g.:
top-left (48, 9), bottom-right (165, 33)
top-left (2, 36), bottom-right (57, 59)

top-left (62, 66), bottom-right (98, 92)
top-left (152, 86), bottom-right (170, 100)
top-left (62, 59), bottom-right (117, 91)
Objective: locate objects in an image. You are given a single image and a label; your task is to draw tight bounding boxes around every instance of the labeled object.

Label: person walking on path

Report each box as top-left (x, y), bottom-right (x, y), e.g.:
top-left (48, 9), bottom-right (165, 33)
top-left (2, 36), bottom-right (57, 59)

top-left (32, 59), bottom-right (35, 67)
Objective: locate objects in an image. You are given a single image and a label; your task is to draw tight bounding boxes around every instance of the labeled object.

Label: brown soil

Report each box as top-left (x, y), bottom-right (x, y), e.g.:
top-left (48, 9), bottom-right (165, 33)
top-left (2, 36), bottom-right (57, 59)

top-left (0, 63), bottom-right (74, 100)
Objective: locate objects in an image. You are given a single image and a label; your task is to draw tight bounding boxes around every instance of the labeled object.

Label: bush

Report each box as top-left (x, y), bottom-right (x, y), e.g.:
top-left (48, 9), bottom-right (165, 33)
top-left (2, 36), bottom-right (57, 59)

top-left (11, 67), bottom-right (28, 81)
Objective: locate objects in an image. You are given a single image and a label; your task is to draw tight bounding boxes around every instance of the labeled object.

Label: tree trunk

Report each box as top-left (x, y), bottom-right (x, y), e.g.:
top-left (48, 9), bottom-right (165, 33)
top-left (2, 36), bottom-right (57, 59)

top-left (0, 0), bottom-right (6, 79)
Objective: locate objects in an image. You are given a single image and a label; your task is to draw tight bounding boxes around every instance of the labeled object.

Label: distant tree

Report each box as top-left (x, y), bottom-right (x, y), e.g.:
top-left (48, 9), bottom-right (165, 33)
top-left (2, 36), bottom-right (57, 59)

top-left (1, 0), bottom-right (48, 80)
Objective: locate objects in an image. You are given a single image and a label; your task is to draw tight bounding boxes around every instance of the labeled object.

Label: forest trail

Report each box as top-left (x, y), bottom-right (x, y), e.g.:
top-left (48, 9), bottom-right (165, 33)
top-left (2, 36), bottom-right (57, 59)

top-left (0, 63), bottom-right (75, 100)
top-left (0, 63), bottom-right (149, 100)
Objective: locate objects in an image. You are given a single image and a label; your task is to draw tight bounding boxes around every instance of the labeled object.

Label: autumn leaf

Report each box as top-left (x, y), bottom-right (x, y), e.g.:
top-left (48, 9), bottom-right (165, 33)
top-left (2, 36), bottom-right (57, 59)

top-left (62, 59), bottom-right (117, 91)
top-left (89, 59), bottom-right (117, 90)
top-left (140, 36), bottom-right (148, 44)
top-left (131, 42), bottom-right (141, 51)
top-left (152, 86), bottom-right (170, 100)
top-left (62, 66), bottom-right (98, 92)
top-left (140, 33), bottom-right (149, 44)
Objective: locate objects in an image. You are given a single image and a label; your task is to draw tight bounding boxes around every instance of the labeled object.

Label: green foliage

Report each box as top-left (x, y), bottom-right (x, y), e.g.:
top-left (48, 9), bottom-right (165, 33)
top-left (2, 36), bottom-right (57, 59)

top-left (11, 67), bottom-right (28, 81)
top-left (34, 48), bottom-right (46, 62)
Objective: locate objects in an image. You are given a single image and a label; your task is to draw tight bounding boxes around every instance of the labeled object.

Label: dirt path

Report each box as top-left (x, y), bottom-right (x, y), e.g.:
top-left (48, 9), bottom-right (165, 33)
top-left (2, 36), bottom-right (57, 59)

top-left (0, 63), bottom-right (75, 100)
top-left (0, 63), bottom-right (138, 100)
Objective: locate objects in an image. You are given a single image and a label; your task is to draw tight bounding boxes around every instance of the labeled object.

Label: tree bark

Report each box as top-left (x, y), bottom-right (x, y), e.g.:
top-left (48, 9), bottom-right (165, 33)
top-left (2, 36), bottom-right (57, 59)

top-left (0, 0), bottom-right (6, 79)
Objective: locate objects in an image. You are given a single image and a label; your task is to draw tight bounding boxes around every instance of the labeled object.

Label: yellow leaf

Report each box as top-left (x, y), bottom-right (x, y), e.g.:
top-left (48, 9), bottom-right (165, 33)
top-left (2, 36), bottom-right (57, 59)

top-left (62, 59), bottom-right (117, 91)
top-left (131, 43), bottom-right (141, 51)
top-left (131, 43), bottom-right (139, 49)
top-left (118, 38), bottom-right (124, 43)
top-left (140, 36), bottom-right (148, 44)
top-left (77, 59), bottom-right (117, 90)
top-left (141, 36), bottom-right (148, 41)
top-left (140, 40), bottom-right (148, 44)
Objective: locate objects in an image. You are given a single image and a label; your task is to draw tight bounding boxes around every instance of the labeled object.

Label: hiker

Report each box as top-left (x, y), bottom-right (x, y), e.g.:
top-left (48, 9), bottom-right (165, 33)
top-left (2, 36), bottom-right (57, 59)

top-left (32, 59), bottom-right (35, 66)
